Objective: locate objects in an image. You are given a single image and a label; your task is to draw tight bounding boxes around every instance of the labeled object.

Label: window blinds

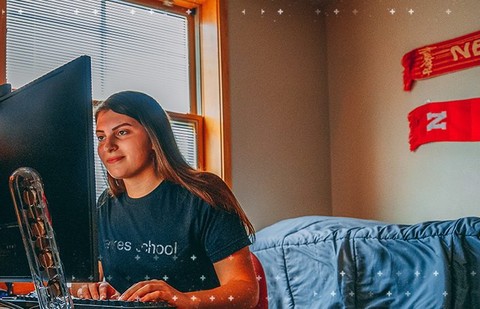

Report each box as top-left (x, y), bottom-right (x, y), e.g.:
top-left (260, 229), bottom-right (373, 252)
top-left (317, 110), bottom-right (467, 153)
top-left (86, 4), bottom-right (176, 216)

top-left (6, 0), bottom-right (199, 200)
top-left (171, 118), bottom-right (199, 169)
top-left (6, 0), bottom-right (191, 113)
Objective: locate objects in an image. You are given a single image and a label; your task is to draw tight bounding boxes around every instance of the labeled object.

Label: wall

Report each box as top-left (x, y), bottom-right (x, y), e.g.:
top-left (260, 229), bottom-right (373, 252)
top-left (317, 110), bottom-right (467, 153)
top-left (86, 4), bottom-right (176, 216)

top-left (226, 0), bottom-right (332, 230)
top-left (226, 0), bottom-right (480, 229)
top-left (326, 0), bottom-right (480, 223)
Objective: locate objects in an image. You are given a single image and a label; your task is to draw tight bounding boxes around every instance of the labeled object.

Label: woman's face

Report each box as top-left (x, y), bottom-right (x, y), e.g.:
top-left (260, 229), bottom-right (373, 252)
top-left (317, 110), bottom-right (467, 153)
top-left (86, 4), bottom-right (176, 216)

top-left (96, 110), bottom-right (155, 182)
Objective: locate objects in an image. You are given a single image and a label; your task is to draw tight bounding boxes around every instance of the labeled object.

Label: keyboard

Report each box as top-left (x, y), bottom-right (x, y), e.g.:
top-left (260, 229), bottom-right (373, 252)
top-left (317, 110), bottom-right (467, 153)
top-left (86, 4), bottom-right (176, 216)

top-left (1, 295), bottom-right (175, 308)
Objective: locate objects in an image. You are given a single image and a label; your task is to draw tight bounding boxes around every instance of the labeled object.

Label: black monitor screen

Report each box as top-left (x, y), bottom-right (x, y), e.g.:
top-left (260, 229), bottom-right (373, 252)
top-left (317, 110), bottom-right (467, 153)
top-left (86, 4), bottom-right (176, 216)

top-left (0, 56), bottom-right (98, 282)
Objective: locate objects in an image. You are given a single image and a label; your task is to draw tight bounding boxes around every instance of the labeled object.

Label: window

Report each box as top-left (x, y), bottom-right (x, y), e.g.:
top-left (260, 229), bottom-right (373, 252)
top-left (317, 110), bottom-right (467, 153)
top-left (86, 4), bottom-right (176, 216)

top-left (2, 0), bottom-right (206, 198)
top-left (1, 0), bottom-right (229, 184)
top-left (5, 0), bottom-right (196, 112)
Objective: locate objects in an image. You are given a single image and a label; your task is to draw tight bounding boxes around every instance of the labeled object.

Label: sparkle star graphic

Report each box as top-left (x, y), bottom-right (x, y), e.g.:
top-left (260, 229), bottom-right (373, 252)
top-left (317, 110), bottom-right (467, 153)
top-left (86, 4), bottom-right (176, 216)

top-left (256, 275), bottom-right (262, 281)
top-left (190, 295), bottom-right (197, 301)
top-left (339, 270), bottom-right (346, 277)
top-left (389, 8), bottom-right (396, 15)
top-left (433, 271), bottom-right (439, 276)
top-left (228, 295), bottom-right (234, 301)
top-left (209, 295), bottom-right (216, 301)
top-left (163, 275), bottom-right (169, 281)
top-left (277, 9), bottom-right (284, 15)
top-left (172, 295), bottom-right (178, 301)
top-left (408, 8), bottom-right (414, 15)
top-left (200, 275), bottom-right (206, 281)
top-left (446, 9), bottom-right (452, 15)
top-left (405, 291), bottom-right (411, 297)
top-left (191, 254), bottom-right (197, 261)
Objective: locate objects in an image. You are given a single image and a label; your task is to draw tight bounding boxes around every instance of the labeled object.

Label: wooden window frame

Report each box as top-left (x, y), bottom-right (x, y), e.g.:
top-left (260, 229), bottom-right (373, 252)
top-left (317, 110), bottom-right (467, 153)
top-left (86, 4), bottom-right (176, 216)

top-left (0, 0), bottom-right (230, 184)
top-left (0, 2), bottom-right (5, 85)
top-left (196, 0), bottom-right (231, 185)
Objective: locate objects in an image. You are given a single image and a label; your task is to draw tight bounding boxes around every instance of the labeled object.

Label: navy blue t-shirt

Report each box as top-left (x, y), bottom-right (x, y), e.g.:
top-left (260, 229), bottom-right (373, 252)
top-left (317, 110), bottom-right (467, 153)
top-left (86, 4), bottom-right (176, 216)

top-left (97, 180), bottom-right (251, 293)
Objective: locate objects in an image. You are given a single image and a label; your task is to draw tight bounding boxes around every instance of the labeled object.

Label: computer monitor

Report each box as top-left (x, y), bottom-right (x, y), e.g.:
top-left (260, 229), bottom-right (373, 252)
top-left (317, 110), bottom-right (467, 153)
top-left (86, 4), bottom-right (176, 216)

top-left (0, 56), bottom-right (99, 283)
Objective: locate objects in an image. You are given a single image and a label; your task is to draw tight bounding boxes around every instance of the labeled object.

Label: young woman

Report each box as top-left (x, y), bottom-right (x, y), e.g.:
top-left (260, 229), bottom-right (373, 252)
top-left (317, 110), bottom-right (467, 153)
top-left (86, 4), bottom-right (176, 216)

top-left (76, 91), bottom-right (259, 308)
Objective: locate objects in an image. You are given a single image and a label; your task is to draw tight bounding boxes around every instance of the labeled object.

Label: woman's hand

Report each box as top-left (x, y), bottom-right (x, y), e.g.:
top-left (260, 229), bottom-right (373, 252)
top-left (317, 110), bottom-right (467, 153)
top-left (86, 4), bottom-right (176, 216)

top-left (120, 280), bottom-right (193, 308)
top-left (76, 281), bottom-right (120, 300)
top-left (119, 246), bottom-right (259, 308)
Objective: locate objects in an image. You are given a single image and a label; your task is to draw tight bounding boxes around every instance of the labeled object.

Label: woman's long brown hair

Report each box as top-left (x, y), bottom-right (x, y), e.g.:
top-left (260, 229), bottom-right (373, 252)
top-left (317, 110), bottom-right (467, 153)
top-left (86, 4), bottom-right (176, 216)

top-left (95, 91), bottom-right (255, 236)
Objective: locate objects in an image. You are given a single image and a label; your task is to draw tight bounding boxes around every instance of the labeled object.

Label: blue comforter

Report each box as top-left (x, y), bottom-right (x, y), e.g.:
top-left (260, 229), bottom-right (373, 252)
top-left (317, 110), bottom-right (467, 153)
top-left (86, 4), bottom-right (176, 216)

top-left (250, 216), bottom-right (480, 308)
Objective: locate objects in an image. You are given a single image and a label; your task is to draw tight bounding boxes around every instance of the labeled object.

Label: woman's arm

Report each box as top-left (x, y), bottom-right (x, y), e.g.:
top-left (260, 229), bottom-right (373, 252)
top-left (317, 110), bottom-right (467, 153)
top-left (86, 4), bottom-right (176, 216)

top-left (120, 246), bottom-right (259, 308)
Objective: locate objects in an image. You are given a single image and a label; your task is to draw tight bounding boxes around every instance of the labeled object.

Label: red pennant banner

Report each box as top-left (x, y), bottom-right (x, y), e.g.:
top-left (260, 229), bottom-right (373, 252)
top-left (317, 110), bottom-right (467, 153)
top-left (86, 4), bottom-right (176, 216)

top-left (408, 97), bottom-right (480, 151)
top-left (402, 30), bottom-right (480, 91)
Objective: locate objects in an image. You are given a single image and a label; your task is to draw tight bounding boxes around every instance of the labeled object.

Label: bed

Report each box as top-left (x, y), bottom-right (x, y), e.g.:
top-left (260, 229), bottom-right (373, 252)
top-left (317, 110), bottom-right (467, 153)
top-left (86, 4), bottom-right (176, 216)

top-left (249, 215), bottom-right (480, 308)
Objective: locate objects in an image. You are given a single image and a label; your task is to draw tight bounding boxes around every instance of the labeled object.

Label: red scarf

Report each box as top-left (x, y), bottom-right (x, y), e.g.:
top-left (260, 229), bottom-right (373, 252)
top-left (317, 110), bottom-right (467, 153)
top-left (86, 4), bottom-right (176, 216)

top-left (408, 98), bottom-right (480, 151)
top-left (402, 30), bottom-right (480, 91)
